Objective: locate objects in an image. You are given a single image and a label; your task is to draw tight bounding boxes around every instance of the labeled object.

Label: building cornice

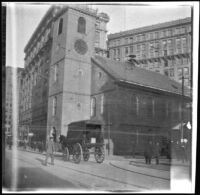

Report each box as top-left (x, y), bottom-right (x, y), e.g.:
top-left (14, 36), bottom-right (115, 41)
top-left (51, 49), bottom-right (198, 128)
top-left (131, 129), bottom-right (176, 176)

top-left (108, 17), bottom-right (191, 40)
top-left (24, 6), bottom-right (54, 53)
top-left (108, 32), bottom-right (191, 49)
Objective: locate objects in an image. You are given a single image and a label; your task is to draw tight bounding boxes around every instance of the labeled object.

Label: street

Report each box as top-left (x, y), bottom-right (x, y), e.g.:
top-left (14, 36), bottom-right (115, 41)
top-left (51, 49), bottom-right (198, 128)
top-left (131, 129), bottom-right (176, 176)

top-left (3, 148), bottom-right (170, 192)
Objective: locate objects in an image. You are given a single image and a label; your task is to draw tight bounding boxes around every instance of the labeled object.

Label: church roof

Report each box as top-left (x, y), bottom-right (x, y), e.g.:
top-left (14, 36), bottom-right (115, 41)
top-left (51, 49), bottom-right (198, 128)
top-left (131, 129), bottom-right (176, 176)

top-left (92, 55), bottom-right (191, 98)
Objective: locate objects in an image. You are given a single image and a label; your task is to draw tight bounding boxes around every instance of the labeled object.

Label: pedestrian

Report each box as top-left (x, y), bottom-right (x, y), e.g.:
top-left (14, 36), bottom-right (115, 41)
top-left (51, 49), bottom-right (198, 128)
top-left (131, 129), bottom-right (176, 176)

top-left (180, 142), bottom-right (188, 163)
top-left (147, 141), bottom-right (153, 164)
top-left (175, 141), bottom-right (181, 161)
top-left (44, 136), bottom-right (55, 166)
top-left (144, 143), bottom-right (148, 164)
top-left (144, 140), bottom-right (153, 164)
top-left (154, 142), bottom-right (160, 165)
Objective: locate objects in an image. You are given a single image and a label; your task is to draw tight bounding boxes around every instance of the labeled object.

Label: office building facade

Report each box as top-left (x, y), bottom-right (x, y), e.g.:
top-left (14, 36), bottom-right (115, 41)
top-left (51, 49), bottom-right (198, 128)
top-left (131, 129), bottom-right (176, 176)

top-left (107, 17), bottom-right (192, 89)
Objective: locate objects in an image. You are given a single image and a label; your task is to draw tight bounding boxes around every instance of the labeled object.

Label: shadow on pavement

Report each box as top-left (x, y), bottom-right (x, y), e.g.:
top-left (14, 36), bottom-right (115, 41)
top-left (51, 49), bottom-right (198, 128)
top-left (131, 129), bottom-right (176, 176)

top-left (3, 157), bottom-right (83, 191)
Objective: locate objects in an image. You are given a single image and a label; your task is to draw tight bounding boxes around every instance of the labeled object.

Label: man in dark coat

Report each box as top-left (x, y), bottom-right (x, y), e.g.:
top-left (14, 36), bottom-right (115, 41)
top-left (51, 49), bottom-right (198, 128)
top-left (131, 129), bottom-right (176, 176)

top-left (44, 136), bottom-right (56, 166)
top-left (144, 141), bottom-right (153, 164)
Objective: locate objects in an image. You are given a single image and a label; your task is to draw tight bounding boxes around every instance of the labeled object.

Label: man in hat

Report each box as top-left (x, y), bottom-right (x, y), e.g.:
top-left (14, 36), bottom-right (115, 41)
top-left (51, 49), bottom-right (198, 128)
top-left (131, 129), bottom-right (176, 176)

top-left (44, 135), bottom-right (55, 166)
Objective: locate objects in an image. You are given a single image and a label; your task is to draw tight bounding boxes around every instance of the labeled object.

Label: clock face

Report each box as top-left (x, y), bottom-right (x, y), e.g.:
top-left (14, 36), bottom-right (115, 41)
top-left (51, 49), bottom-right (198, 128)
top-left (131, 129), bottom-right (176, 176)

top-left (74, 39), bottom-right (88, 55)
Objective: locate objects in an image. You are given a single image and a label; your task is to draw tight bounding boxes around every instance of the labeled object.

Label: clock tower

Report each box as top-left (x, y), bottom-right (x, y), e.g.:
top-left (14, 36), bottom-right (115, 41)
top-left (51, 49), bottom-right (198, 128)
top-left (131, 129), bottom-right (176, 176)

top-left (47, 6), bottom-right (97, 136)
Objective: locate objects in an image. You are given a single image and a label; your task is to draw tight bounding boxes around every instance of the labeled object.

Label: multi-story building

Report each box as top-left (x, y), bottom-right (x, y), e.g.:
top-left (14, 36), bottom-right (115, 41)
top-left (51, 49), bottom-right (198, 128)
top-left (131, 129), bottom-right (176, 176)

top-left (19, 5), bottom-right (109, 142)
top-left (107, 17), bottom-right (192, 89)
top-left (91, 55), bottom-right (191, 155)
top-left (5, 67), bottom-right (13, 135)
top-left (5, 66), bottom-right (23, 137)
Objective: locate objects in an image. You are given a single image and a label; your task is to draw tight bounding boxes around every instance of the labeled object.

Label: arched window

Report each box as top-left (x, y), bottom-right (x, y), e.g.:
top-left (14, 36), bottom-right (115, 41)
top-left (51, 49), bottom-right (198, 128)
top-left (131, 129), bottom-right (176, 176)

top-left (77, 17), bottom-right (86, 34)
top-left (54, 64), bottom-right (58, 82)
top-left (52, 96), bottom-right (57, 116)
top-left (58, 18), bottom-right (63, 35)
top-left (90, 97), bottom-right (96, 117)
top-left (50, 127), bottom-right (57, 142)
top-left (100, 95), bottom-right (104, 114)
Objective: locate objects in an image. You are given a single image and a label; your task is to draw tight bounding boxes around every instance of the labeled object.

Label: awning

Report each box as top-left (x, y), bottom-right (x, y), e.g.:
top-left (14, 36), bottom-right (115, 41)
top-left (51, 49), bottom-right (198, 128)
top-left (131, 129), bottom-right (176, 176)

top-left (172, 123), bottom-right (186, 130)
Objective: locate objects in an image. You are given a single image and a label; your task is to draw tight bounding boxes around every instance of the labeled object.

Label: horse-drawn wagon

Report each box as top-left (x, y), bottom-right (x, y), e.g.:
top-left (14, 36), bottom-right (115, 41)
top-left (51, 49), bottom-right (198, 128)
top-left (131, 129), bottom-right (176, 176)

top-left (59, 120), bottom-right (105, 164)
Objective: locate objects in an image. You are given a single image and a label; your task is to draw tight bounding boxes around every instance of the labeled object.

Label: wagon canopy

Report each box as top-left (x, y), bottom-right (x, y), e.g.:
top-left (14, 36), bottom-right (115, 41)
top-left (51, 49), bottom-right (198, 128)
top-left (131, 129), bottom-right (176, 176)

top-left (67, 120), bottom-right (104, 143)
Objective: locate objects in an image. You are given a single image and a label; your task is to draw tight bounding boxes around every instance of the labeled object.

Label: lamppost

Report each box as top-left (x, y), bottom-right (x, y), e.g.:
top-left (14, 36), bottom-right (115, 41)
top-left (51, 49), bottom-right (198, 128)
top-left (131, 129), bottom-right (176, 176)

top-left (180, 74), bottom-right (184, 143)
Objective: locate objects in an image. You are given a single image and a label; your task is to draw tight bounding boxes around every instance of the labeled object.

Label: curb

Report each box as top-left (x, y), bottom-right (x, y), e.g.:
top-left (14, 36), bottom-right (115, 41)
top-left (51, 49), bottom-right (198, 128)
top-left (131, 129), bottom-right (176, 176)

top-left (129, 160), bottom-right (190, 167)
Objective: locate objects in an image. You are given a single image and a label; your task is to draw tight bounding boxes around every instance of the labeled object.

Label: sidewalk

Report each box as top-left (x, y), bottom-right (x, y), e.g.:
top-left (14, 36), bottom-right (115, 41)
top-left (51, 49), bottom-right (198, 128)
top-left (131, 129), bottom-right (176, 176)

top-left (104, 154), bottom-right (190, 167)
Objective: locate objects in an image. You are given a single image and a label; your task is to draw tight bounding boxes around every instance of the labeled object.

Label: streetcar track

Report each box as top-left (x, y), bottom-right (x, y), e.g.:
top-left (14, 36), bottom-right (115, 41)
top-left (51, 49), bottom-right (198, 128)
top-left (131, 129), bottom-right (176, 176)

top-left (109, 162), bottom-right (170, 181)
top-left (8, 150), bottom-right (169, 190)
top-left (12, 152), bottom-right (150, 190)
top-left (52, 163), bottom-right (150, 190)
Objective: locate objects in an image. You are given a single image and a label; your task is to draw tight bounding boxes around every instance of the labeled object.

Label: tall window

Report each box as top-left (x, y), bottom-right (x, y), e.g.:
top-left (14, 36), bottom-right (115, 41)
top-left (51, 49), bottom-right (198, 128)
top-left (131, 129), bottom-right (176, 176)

top-left (140, 96), bottom-right (152, 119)
top-left (58, 18), bottom-right (63, 35)
top-left (90, 97), bottom-right (96, 117)
top-left (54, 64), bottom-right (58, 82)
top-left (52, 96), bottom-right (57, 116)
top-left (162, 40), bottom-right (167, 51)
top-left (182, 37), bottom-right (187, 53)
top-left (167, 29), bottom-right (172, 36)
top-left (154, 41), bottom-right (159, 57)
top-left (78, 17), bottom-right (86, 34)
top-left (183, 67), bottom-right (189, 77)
top-left (149, 43), bottom-right (154, 58)
top-left (130, 45), bottom-right (133, 53)
top-left (130, 94), bottom-right (137, 115)
top-left (163, 30), bottom-right (167, 37)
top-left (141, 34), bottom-right (145, 41)
top-left (117, 48), bottom-right (120, 56)
top-left (125, 47), bottom-right (129, 55)
top-left (114, 49), bottom-right (116, 56)
top-left (156, 98), bottom-right (166, 120)
top-left (146, 97), bottom-right (153, 118)
top-left (117, 39), bottom-right (120, 45)
top-left (167, 39), bottom-right (173, 55)
top-left (176, 38), bottom-right (181, 53)
top-left (150, 32), bottom-right (154, 39)
top-left (100, 95), bottom-right (104, 114)
top-left (155, 32), bottom-right (159, 39)
top-left (124, 38), bottom-right (128, 44)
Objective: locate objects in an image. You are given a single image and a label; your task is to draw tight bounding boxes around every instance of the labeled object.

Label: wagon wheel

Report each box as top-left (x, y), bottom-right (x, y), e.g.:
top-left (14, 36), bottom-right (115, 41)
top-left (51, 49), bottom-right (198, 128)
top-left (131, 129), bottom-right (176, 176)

top-left (94, 146), bottom-right (105, 163)
top-left (63, 147), bottom-right (70, 161)
top-left (83, 147), bottom-right (90, 161)
top-left (73, 143), bottom-right (82, 164)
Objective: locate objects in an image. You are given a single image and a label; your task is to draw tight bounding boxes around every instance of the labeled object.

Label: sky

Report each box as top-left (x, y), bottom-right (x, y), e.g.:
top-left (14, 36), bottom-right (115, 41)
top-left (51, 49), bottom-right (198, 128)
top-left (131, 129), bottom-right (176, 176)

top-left (5, 2), bottom-right (192, 68)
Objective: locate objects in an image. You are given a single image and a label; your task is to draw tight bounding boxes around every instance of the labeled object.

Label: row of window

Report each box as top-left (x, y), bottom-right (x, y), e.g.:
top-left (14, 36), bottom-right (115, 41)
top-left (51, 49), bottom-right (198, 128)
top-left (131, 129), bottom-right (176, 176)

top-left (51, 95), bottom-right (104, 118)
top-left (25, 28), bottom-right (51, 66)
top-left (109, 24), bottom-right (190, 47)
top-left (90, 95), bottom-right (185, 120)
top-left (111, 36), bottom-right (189, 58)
